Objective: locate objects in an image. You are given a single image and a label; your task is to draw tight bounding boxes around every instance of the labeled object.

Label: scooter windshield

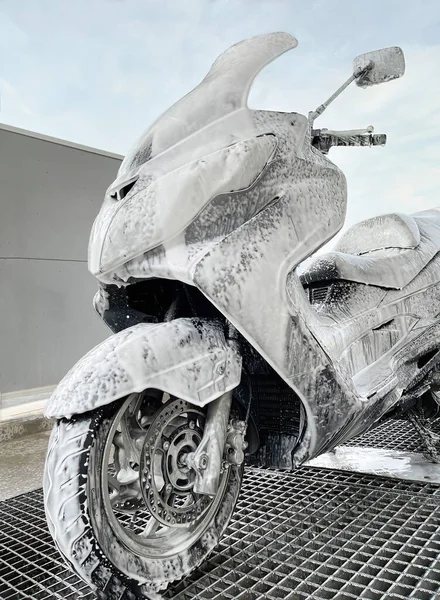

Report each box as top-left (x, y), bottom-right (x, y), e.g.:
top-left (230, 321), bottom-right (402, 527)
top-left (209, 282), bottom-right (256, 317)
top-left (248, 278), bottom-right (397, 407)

top-left (119, 32), bottom-right (298, 177)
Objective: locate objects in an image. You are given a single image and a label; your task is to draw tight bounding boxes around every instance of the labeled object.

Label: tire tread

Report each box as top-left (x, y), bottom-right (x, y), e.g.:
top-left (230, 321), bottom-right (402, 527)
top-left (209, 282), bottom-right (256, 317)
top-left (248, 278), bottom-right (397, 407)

top-left (44, 414), bottom-right (138, 599)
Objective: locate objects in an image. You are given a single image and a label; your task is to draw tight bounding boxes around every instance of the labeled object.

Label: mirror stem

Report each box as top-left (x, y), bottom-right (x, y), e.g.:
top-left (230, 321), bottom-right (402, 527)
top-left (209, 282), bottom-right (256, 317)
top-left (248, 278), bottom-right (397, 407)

top-left (308, 62), bottom-right (373, 125)
top-left (309, 74), bottom-right (355, 125)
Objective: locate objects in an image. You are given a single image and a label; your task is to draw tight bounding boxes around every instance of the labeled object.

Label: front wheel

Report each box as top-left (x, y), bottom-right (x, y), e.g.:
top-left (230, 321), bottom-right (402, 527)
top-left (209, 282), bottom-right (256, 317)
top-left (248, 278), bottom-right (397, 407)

top-left (44, 392), bottom-right (243, 598)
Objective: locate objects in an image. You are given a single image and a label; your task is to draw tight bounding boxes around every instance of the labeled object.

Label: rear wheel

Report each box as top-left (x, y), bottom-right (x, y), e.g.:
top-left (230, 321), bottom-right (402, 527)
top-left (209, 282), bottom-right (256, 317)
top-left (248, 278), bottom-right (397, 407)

top-left (44, 392), bottom-right (242, 598)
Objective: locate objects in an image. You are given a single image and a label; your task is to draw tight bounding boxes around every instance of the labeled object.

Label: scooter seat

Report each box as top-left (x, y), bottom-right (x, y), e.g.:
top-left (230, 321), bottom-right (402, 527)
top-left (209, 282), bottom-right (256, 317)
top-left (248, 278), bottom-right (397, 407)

top-left (335, 212), bottom-right (420, 255)
top-left (300, 209), bottom-right (440, 290)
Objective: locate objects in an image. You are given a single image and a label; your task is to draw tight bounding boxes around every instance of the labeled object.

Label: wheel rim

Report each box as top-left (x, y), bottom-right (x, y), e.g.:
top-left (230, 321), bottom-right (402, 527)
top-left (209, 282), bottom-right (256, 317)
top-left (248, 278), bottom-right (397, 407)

top-left (100, 393), bottom-right (230, 558)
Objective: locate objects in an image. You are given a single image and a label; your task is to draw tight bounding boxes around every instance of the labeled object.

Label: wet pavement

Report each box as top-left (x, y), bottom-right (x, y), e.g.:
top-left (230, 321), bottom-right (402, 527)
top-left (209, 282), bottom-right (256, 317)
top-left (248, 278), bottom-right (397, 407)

top-left (308, 445), bottom-right (440, 484)
top-left (0, 430), bottom-right (51, 501)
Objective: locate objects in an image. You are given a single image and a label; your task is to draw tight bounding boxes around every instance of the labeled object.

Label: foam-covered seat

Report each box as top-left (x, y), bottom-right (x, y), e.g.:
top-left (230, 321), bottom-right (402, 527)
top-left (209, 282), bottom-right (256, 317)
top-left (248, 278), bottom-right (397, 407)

top-left (300, 209), bottom-right (440, 290)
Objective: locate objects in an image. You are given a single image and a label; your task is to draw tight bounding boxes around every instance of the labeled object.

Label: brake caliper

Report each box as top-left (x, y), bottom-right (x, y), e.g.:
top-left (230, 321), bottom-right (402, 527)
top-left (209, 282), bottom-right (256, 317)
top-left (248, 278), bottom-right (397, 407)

top-left (225, 420), bottom-right (247, 466)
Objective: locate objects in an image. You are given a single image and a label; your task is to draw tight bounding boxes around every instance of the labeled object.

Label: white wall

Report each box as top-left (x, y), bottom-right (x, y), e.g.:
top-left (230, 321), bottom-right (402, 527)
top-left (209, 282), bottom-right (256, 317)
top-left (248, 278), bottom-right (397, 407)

top-left (0, 124), bottom-right (122, 394)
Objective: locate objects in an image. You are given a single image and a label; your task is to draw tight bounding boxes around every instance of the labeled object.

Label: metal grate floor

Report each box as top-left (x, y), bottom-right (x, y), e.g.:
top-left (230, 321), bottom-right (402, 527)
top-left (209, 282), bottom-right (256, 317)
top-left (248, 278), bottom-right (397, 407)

top-left (344, 417), bottom-right (440, 453)
top-left (168, 468), bottom-right (440, 600)
top-left (0, 420), bottom-right (440, 600)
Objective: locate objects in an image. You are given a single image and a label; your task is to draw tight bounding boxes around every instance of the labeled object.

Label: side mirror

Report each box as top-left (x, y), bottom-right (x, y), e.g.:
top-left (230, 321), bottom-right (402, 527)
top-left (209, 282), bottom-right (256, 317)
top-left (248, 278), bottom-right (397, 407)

top-left (353, 47), bottom-right (405, 88)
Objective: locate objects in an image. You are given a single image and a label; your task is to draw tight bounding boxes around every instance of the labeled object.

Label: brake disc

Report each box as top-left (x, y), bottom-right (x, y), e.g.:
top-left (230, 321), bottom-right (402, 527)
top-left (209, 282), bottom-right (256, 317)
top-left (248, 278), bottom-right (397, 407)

top-left (140, 398), bottom-right (212, 528)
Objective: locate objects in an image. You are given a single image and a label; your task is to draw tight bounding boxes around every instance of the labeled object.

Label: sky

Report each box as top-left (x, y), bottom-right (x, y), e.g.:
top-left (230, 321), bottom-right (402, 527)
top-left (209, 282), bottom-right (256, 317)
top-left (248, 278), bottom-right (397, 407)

top-left (1, 0), bottom-right (440, 231)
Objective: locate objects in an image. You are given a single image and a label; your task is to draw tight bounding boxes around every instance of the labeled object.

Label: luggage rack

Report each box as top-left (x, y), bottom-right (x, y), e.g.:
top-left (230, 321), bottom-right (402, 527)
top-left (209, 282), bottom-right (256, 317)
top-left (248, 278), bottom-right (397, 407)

top-left (0, 419), bottom-right (439, 600)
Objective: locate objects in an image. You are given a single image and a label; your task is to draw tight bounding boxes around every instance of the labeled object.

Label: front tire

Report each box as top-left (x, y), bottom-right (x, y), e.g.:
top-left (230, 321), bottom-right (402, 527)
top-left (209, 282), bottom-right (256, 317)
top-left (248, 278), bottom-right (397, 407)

top-left (44, 395), bottom-right (242, 598)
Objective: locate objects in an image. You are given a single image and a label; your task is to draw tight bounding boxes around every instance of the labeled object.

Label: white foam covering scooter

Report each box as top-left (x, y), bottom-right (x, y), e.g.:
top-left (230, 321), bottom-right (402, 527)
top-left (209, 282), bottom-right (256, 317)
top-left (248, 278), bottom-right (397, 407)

top-left (44, 32), bottom-right (440, 598)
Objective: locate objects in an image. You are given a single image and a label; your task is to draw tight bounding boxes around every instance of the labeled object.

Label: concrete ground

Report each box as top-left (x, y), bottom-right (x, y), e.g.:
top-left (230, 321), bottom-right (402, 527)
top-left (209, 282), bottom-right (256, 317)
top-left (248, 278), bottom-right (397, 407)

top-left (0, 386), bottom-right (53, 500)
top-left (0, 430), bottom-right (51, 501)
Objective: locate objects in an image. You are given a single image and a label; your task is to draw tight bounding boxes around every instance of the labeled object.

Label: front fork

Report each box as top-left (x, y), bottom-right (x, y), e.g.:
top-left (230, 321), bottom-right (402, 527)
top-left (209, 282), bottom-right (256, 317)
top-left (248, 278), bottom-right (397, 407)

top-left (185, 390), bottom-right (246, 496)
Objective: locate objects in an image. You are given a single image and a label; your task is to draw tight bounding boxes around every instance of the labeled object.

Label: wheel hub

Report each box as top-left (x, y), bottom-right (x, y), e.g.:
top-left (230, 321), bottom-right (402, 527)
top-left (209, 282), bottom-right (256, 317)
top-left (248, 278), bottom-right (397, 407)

top-left (140, 398), bottom-right (212, 528)
top-left (166, 424), bottom-right (202, 491)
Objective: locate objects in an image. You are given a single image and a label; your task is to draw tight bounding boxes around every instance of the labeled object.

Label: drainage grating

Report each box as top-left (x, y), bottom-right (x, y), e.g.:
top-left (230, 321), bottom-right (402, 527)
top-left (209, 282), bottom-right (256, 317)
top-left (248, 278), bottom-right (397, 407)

top-left (168, 468), bottom-right (440, 600)
top-left (0, 490), bottom-right (94, 599)
top-left (344, 417), bottom-right (440, 453)
top-left (0, 466), bottom-right (439, 600)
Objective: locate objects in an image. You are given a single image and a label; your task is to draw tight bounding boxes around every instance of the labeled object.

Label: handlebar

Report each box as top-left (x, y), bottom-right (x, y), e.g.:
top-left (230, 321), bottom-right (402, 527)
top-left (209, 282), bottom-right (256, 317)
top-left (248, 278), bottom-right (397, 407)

top-left (311, 129), bottom-right (387, 154)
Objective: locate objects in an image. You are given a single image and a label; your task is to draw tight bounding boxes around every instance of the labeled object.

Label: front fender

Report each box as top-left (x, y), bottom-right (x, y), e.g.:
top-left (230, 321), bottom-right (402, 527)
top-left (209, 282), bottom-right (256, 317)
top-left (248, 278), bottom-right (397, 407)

top-left (45, 318), bottom-right (242, 419)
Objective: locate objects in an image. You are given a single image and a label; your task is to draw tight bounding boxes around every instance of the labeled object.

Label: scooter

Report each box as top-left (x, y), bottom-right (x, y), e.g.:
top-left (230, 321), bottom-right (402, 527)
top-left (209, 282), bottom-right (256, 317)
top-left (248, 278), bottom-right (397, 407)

top-left (43, 32), bottom-right (439, 598)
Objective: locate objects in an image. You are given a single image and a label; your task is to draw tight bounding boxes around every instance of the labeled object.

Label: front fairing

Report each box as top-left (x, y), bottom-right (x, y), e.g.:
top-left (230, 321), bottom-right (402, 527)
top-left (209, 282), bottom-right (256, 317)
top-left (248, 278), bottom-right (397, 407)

top-left (88, 33), bottom-right (304, 280)
top-left (89, 108), bottom-right (312, 283)
top-left (89, 115), bottom-right (277, 278)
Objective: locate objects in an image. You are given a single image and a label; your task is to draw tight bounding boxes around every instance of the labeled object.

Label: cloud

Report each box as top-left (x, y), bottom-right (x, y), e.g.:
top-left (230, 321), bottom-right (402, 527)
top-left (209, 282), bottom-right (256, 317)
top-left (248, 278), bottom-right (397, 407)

top-left (1, 0), bottom-right (439, 230)
top-left (0, 79), bottom-right (35, 117)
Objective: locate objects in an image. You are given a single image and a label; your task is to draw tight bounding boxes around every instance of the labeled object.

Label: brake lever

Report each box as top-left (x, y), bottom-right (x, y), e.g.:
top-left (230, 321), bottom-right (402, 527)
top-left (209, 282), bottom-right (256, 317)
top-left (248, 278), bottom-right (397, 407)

top-left (319, 125), bottom-right (374, 136)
